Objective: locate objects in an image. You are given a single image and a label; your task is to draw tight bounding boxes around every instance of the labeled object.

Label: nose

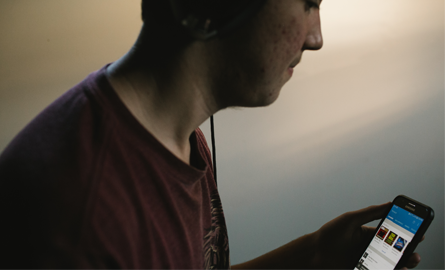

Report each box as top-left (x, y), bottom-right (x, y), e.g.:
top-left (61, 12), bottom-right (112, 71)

top-left (303, 13), bottom-right (323, 51)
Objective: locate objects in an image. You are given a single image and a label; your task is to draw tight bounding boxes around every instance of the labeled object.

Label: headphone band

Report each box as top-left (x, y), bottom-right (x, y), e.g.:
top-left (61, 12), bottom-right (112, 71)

top-left (168, 0), bottom-right (266, 40)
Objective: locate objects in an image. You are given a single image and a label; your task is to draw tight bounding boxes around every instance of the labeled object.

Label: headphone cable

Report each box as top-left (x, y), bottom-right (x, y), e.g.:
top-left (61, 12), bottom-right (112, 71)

top-left (210, 115), bottom-right (217, 186)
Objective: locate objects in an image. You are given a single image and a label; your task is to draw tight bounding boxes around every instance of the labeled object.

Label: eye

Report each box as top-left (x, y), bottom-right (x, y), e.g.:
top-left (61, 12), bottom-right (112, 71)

top-left (304, 0), bottom-right (320, 12)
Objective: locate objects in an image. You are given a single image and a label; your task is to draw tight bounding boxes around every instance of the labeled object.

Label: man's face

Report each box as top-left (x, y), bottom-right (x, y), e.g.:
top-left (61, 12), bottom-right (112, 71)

top-left (208, 0), bottom-right (323, 108)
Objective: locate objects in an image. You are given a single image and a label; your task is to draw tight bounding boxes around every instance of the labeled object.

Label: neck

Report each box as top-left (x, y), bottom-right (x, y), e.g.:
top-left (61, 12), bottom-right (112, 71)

top-left (106, 29), bottom-right (218, 165)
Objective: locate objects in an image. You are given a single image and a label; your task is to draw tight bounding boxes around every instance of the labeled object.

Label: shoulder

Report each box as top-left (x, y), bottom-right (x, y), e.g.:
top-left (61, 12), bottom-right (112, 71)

top-left (0, 67), bottom-right (113, 174)
top-left (0, 66), bottom-right (120, 268)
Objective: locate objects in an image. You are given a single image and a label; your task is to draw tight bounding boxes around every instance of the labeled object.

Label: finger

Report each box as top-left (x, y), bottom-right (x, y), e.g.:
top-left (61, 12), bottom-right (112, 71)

top-left (356, 226), bottom-right (379, 251)
top-left (361, 225), bottom-right (377, 234)
top-left (360, 225), bottom-right (377, 241)
top-left (350, 202), bottom-right (392, 226)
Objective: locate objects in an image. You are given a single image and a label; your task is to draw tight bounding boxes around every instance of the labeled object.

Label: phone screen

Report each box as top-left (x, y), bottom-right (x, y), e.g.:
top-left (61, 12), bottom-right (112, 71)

top-left (354, 205), bottom-right (424, 270)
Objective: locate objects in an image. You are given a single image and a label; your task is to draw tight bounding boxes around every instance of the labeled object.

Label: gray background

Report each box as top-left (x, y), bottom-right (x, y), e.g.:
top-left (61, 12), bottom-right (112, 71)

top-left (1, 0), bottom-right (443, 269)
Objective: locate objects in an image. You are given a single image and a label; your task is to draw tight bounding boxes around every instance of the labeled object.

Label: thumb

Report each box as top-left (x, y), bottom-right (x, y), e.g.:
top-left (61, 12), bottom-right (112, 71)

top-left (350, 202), bottom-right (392, 226)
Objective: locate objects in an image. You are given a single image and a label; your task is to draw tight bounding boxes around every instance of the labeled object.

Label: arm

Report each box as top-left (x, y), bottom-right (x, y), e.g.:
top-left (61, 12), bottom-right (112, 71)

top-left (231, 203), bottom-right (422, 269)
top-left (231, 232), bottom-right (318, 269)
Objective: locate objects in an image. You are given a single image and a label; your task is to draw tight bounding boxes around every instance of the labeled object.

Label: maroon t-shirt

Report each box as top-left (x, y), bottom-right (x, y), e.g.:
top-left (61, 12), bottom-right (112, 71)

top-left (0, 66), bottom-right (230, 269)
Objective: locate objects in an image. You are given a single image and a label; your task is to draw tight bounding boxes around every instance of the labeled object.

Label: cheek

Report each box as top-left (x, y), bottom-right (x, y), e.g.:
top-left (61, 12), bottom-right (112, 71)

top-left (286, 19), bottom-right (305, 54)
top-left (281, 18), bottom-right (305, 57)
top-left (266, 18), bottom-right (305, 69)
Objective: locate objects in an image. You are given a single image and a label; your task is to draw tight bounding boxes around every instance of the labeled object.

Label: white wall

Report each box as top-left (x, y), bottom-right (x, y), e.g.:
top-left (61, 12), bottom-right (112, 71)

top-left (205, 1), bottom-right (444, 268)
top-left (1, 0), bottom-right (443, 268)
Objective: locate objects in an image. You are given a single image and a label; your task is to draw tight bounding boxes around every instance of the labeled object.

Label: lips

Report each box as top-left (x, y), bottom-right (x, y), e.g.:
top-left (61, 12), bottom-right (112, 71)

top-left (289, 54), bottom-right (303, 68)
top-left (287, 67), bottom-right (294, 75)
top-left (289, 59), bottom-right (301, 68)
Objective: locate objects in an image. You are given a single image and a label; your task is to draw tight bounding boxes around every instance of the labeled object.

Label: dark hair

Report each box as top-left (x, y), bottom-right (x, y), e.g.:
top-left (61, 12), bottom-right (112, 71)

top-left (140, 0), bottom-right (193, 47)
top-left (141, 0), bottom-right (266, 42)
top-left (141, 0), bottom-right (173, 23)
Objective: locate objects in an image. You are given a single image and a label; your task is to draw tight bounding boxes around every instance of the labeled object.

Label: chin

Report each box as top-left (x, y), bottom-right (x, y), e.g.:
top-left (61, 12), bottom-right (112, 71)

top-left (262, 86), bottom-right (283, 106)
top-left (220, 84), bottom-right (283, 109)
top-left (262, 92), bottom-right (281, 107)
top-left (243, 90), bottom-right (282, 108)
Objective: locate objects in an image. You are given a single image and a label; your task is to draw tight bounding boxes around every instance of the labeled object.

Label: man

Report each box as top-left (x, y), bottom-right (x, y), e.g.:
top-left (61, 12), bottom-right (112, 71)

top-left (0, 0), bottom-right (422, 268)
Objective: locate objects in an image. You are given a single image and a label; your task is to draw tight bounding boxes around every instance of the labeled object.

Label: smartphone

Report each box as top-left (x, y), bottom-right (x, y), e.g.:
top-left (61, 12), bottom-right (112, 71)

top-left (354, 195), bottom-right (434, 270)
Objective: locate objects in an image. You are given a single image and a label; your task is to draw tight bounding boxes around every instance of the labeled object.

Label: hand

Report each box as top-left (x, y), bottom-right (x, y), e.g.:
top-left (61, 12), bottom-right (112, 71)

top-left (311, 203), bottom-right (422, 269)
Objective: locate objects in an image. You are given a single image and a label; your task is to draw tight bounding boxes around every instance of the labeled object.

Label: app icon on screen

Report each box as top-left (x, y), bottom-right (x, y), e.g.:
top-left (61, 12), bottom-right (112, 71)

top-left (394, 237), bottom-right (407, 252)
top-left (384, 231), bottom-right (398, 246)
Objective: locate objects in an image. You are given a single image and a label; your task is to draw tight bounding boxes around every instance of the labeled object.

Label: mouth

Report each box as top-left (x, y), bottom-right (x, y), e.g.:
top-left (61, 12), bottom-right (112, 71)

top-left (289, 58), bottom-right (301, 69)
top-left (290, 53), bottom-right (303, 68)
top-left (287, 62), bottom-right (298, 75)
top-left (286, 56), bottom-right (302, 76)
top-left (287, 67), bottom-right (294, 76)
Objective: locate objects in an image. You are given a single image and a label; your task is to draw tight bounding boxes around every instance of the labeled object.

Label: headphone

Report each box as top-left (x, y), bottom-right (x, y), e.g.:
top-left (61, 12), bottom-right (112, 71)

top-left (168, 0), bottom-right (266, 40)
top-left (166, 0), bottom-right (266, 184)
